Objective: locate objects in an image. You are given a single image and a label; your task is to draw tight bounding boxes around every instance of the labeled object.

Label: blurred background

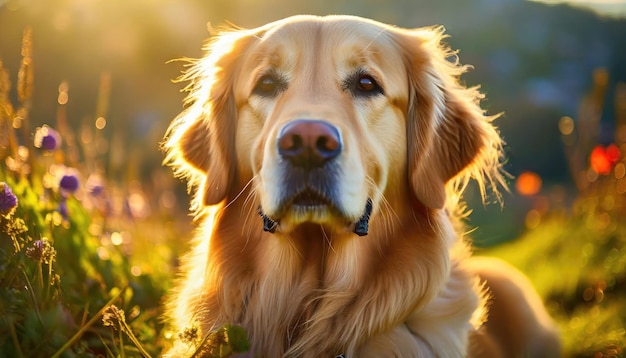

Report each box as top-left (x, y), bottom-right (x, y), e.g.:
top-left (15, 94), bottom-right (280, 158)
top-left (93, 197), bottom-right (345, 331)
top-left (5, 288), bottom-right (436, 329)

top-left (1, 0), bottom-right (626, 356)
top-left (2, 0), bottom-right (625, 244)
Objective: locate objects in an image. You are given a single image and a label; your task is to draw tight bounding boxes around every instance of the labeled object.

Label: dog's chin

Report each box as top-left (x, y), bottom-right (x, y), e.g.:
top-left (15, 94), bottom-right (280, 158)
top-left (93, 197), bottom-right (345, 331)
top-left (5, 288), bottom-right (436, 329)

top-left (273, 203), bottom-right (351, 234)
top-left (260, 191), bottom-right (361, 234)
top-left (286, 204), bottom-right (343, 227)
top-left (259, 190), bottom-right (374, 236)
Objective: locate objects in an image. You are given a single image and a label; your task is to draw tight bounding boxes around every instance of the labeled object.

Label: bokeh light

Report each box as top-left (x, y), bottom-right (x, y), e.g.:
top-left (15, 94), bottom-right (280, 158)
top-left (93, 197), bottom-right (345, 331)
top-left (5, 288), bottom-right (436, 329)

top-left (590, 144), bottom-right (621, 175)
top-left (516, 171), bottom-right (542, 196)
top-left (559, 116), bottom-right (575, 136)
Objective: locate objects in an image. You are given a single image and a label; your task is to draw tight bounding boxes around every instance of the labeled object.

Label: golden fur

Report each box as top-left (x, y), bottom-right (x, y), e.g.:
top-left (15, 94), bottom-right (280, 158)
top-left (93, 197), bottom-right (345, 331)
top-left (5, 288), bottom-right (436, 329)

top-left (162, 15), bottom-right (560, 357)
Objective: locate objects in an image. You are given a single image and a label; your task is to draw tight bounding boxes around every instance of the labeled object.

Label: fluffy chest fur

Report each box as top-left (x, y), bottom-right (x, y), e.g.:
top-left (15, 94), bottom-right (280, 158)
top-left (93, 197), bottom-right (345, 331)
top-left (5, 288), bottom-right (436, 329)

top-left (167, 201), bottom-right (483, 357)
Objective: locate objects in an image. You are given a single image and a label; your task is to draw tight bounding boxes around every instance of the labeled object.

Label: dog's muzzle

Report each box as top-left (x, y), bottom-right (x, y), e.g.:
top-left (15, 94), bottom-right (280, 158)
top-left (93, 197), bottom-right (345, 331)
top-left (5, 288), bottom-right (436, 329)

top-left (257, 119), bottom-right (373, 235)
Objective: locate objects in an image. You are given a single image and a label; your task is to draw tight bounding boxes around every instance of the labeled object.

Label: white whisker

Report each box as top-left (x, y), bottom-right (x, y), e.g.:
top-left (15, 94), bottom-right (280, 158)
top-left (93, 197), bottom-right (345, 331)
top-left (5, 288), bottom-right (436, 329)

top-left (224, 176), bottom-right (256, 211)
top-left (321, 225), bottom-right (335, 254)
top-left (241, 190), bottom-right (259, 252)
top-left (240, 179), bottom-right (258, 232)
top-left (366, 176), bottom-right (399, 228)
top-left (365, 176), bottom-right (398, 254)
top-left (363, 28), bottom-right (388, 51)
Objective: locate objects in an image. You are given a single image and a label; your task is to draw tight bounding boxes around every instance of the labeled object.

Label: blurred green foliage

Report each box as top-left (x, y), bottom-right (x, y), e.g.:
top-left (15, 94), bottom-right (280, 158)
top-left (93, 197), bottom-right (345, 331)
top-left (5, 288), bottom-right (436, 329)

top-left (484, 70), bottom-right (626, 357)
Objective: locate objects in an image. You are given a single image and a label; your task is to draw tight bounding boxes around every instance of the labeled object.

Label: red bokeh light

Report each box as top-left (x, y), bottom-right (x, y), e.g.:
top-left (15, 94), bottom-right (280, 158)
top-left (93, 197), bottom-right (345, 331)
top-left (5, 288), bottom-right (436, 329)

top-left (590, 144), bottom-right (621, 175)
top-left (516, 171), bottom-right (542, 196)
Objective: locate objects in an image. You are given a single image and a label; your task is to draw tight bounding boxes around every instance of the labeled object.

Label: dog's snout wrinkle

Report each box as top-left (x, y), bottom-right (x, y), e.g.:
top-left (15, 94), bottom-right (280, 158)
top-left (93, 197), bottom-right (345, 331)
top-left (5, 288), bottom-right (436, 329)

top-left (278, 120), bottom-right (342, 168)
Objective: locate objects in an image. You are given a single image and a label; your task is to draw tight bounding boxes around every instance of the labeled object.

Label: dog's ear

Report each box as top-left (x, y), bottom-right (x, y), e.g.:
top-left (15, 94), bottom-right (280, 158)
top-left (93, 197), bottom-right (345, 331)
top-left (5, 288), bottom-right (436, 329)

top-left (163, 29), bottom-right (254, 209)
top-left (398, 27), bottom-right (505, 209)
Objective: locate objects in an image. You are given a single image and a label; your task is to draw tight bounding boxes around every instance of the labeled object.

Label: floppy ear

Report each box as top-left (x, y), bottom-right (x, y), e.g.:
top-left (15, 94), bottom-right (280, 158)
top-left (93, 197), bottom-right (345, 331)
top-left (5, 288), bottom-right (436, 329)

top-left (400, 27), bottom-right (505, 209)
top-left (163, 29), bottom-right (254, 209)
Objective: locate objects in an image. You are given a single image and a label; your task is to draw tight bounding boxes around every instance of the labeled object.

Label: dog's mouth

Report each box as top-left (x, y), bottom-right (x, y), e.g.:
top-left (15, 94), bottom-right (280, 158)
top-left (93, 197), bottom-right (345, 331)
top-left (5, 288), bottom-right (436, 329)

top-left (289, 188), bottom-right (333, 208)
top-left (276, 187), bottom-right (339, 222)
top-left (258, 194), bottom-right (373, 236)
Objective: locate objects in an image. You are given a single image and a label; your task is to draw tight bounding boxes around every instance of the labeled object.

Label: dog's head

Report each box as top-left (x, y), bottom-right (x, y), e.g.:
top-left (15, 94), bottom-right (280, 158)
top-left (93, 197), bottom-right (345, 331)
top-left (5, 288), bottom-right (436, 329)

top-left (163, 15), bottom-right (504, 235)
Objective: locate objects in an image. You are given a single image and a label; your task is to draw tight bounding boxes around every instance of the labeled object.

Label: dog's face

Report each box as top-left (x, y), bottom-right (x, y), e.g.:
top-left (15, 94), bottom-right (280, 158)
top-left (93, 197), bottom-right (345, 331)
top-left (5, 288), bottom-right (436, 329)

top-left (164, 15), bottom-right (503, 236)
top-left (234, 18), bottom-right (410, 234)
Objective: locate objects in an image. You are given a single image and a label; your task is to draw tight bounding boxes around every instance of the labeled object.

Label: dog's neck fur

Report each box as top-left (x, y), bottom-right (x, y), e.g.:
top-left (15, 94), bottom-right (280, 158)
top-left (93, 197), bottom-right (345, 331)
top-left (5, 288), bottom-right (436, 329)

top-left (187, 195), bottom-right (463, 357)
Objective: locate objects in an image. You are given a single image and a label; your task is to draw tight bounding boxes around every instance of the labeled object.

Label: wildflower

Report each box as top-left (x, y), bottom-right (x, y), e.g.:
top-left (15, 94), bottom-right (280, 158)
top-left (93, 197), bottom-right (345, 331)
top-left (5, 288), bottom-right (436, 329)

top-left (102, 304), bottom-right (152, 356)
top-left (34, 125), bottom-right (61, 151)
top-left (49, 273), bottom-right (60, 285)
top-left (5, 146), bottom-right (31, 175)
top-left (178, 326), bottom-right (199, 343)
top-left (59, 174), bottom-right (79, 194)
top-left (57, 199), bottom-right (69, 221)
top-left (86, 174), bottom-right (105, 196)
top-left (0, 182), bottom-right (18, 215)
top-left (102, 304), bottom-right (125, 331)
top-left (25, 239), bottom-right (56, 264)
top-left (85, 174), bottom-right (105, 197)
top-left (45, 164), bottom-right (78, 193)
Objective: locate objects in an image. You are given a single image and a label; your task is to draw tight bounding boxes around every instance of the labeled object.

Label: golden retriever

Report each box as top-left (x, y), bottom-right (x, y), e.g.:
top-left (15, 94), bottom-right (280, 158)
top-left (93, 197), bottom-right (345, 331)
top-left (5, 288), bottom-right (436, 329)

top-left (162, 15), bottom-right (561, 357)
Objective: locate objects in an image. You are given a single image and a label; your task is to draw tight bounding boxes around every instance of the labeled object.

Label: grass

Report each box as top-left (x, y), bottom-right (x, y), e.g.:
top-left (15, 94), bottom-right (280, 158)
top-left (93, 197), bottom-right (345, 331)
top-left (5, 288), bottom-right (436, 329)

top-left (0, 30), bottom-right (248, 357)
top-left (484, 211), bottom-right (626, 356)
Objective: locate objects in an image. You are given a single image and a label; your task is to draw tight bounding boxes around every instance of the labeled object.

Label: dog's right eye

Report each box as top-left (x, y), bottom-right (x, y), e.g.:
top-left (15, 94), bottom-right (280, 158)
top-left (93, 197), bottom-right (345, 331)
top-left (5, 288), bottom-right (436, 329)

top-left (252, 74), bottom-right (286, 97)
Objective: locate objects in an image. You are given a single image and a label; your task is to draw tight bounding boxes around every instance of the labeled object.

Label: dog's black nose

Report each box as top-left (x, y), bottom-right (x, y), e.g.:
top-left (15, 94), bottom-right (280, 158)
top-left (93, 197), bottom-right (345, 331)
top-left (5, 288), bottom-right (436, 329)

top-left (278, 120), bottom-right (342, 167)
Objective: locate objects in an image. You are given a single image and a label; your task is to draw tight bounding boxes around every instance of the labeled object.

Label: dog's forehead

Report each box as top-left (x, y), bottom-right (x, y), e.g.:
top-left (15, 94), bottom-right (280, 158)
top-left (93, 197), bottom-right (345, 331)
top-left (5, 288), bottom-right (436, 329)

top-left (238, 15), bottom-right (409, 101)
top-left (257, 16), bottom-right (398, 54)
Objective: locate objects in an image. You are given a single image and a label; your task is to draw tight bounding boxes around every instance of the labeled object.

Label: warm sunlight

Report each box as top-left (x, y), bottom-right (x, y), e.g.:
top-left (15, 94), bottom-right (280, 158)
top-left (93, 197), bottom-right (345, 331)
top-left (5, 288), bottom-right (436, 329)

top-left (529, 0), bottom-right (626, 16)
top-left (1, 0), bottom-right (625, 356)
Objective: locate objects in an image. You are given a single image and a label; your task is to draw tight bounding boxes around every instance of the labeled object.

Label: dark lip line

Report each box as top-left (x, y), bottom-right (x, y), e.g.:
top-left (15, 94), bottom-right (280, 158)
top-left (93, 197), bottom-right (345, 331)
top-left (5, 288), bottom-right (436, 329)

top-left (283, 186), bottom-right (334, 207)
top-left (273, 161), bottom-right (342, 219)
top-left (258, 197), bottom-right (373, 235)
top-left (270, 186), bottom-right (339, 220)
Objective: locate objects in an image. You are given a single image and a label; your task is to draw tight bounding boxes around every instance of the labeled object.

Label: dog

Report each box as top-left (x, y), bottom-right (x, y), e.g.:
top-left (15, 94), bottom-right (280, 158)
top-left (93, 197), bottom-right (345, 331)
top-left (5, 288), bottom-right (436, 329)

top-left (162, 15), bottom-right (561, 357)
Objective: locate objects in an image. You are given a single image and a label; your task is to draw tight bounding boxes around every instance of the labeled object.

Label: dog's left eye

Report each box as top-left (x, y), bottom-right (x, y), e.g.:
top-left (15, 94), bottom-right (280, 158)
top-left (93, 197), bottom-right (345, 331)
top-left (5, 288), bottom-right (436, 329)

top-left (346, 71), bottom-right (384, 97)
top-left (357, 75), bottom-right (378, 92)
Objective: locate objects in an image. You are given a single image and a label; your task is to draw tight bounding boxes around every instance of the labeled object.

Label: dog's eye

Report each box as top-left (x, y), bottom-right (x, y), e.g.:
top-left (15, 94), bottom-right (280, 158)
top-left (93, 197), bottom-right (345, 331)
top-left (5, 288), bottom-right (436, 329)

top-left (346, 71), bottom-right (384, 97)
top-left (253, 74), bottom-right (285, 97)
top-left (357, 75), bottom-right (377, 92)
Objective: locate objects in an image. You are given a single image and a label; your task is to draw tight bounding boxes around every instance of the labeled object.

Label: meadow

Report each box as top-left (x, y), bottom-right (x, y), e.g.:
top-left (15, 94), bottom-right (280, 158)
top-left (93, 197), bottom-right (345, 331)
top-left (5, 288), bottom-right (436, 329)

top-left (1, 29), bottom-right (625, 357)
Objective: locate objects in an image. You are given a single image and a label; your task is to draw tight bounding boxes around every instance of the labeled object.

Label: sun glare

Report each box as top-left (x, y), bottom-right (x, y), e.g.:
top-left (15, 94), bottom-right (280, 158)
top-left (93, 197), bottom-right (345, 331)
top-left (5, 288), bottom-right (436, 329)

top-left (529, 0), bottom-right (626, 17)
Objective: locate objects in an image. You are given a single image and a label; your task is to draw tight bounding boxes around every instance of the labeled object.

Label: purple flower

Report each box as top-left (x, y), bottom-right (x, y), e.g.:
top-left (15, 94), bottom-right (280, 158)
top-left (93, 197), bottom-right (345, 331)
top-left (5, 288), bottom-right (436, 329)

top-left (34, 125), bottom-right (61, 151)
top-left (0, 182), bottom-right (18, 215)
top-left (58, 199), bottom-right (69, 220)
top-left (25, 239), bottom-right (56, 264)
top-left (86, 174), bottom-right (105, 196)
top-left (41, 135), bottom-right (58, 151)
top-left (60, 175), bottom-right (79, 193)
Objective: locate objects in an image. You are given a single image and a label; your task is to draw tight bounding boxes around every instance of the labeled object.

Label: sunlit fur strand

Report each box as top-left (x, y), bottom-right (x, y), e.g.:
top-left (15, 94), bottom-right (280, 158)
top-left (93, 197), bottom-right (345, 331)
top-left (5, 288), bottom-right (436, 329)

top-left (421, 27), bottom-right (508, 208)
top-left (398, 25), bottom-right (507, 211)
top-left (162, 29), bottom-right (259, 217)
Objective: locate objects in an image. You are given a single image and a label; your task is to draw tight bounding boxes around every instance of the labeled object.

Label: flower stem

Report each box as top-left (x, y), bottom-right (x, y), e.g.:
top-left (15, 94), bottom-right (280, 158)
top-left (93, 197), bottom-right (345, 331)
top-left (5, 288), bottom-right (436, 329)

top-left (119, 328), bottom-right (125, 358)
top-left (50, 286), bottom-right (127, 358)
top-left (120, 319), bottom-right (152, 358)
top-left (8, 318), bottom-right (25, 358)
top-left (44, 261), bottom-right (52, 302)
top-left (36, 260), bottom-right (43, 296)
top-left (11, 235), bottom-right (20, 253)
